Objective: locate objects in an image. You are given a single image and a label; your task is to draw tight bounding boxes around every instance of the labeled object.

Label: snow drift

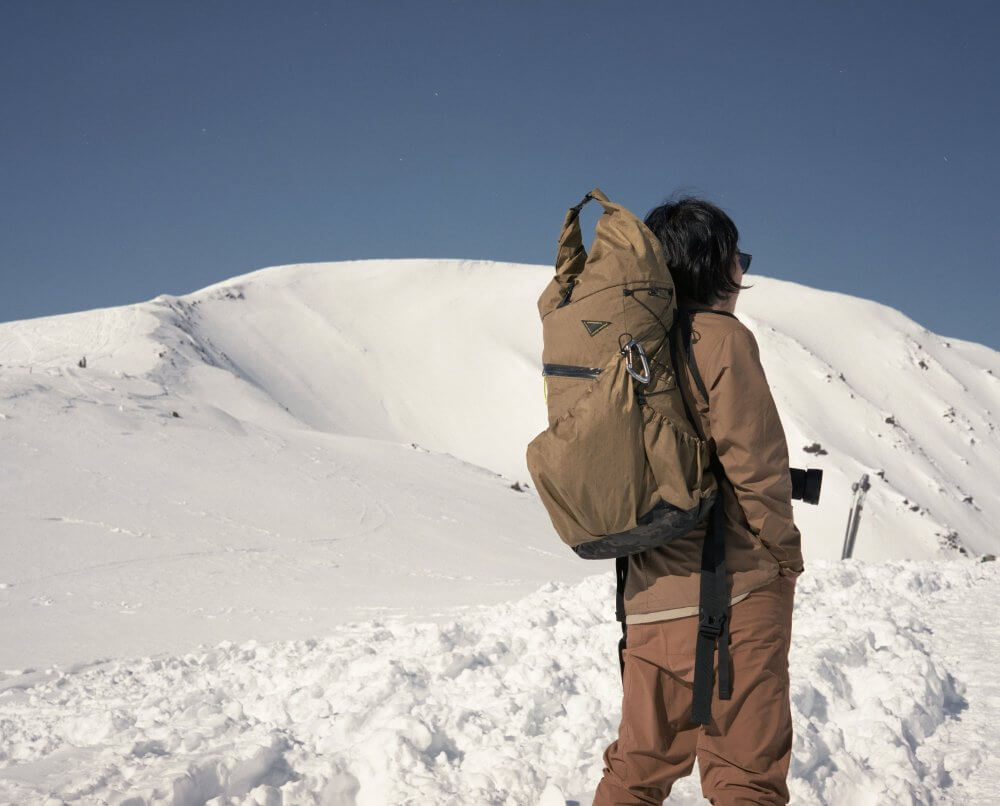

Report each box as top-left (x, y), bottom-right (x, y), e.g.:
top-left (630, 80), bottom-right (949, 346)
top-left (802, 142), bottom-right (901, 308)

top-left (1, 559), bottom-right (996, 804)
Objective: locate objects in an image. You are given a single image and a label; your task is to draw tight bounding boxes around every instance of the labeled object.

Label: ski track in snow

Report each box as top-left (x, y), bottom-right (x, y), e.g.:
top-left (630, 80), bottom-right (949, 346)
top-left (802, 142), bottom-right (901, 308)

top-left (0, 558), bottom-right (997, 806)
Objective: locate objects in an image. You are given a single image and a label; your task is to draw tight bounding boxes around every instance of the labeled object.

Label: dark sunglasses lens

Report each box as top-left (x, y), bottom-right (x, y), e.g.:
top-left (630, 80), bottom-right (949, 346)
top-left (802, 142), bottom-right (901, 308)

top-left (738, 252), bottom-right (752, 272)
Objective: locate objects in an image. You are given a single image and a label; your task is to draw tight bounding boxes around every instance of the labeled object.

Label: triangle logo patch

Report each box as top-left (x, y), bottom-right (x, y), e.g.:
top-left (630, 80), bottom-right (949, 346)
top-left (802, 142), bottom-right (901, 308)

top-left (582, 319), bottom-right (612, 336)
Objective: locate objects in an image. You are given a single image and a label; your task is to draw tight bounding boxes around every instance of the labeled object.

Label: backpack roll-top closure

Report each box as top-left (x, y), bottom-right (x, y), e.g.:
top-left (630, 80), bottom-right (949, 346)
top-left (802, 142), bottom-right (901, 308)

top-left (539, 188), bottom-right (670, 318)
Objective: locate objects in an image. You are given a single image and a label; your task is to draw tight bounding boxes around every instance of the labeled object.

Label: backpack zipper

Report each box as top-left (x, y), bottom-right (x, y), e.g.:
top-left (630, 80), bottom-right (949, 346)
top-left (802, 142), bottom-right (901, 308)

top-left (622, 286), bottom-right (673, 299)
top-left (542, 363), bottom-right (603, 379)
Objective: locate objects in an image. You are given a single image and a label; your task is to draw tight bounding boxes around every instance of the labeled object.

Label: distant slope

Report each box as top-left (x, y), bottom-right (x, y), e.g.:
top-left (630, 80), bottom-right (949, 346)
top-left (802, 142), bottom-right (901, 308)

top-left (0, 260), bottom-right (587, 671)
top-left (1, 258), bottom-right (998, 671)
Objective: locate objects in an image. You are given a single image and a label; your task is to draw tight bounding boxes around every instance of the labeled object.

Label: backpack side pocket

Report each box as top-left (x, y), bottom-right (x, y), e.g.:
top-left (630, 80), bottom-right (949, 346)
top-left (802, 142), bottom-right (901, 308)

top-left (526, 352), bottom-right (652, 549)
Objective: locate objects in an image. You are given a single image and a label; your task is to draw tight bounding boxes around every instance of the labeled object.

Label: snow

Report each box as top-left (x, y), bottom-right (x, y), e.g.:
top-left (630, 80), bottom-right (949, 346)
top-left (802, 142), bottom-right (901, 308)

top-left (1, 559), bottom-right (997, 804)
top-left (1, 258), bottom-right (999, 803)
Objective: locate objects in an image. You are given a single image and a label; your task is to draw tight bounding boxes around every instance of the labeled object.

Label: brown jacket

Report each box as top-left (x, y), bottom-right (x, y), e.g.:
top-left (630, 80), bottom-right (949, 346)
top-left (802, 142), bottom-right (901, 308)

top-left (623, 304), bottom-right (805, 623)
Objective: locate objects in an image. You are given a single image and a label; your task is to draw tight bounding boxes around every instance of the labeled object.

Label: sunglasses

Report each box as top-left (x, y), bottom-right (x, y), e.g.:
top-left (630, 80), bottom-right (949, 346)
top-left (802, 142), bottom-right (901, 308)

top-left (738, 251), bottom-right (752, 273)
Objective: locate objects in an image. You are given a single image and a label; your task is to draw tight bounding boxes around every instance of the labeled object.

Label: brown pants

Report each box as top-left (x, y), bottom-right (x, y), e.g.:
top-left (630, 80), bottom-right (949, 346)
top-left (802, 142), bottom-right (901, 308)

top-left (592, 573), bottom-right (796, 805)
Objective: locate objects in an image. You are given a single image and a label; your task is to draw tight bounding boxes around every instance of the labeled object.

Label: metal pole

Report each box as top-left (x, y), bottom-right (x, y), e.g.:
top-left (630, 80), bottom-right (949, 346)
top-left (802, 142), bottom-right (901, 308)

top-left (841, 473), bottom-right (870, 560)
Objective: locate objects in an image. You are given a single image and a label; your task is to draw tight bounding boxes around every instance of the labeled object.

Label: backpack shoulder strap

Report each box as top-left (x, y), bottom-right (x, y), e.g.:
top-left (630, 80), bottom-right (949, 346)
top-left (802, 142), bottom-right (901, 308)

top-left (671, 305), bottom-right (735, 724)
top-left (670, 307), bottom-right (708, 441)
top-left (679, 308), bottom-right (710, 403)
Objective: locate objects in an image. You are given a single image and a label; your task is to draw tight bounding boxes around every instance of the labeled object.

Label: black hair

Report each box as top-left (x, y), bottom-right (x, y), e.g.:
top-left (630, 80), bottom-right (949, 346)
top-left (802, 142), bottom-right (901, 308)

top-left (642, 195), bottom-right (752, 306)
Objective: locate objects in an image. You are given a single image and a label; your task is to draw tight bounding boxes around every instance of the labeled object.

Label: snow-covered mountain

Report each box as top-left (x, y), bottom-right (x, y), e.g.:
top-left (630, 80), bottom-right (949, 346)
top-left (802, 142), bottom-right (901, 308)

top-left (2, 258), bottom-right (999, 804)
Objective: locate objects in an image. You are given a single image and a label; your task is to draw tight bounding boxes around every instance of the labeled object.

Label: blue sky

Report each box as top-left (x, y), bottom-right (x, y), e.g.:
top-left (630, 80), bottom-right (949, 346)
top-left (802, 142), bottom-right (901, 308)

top-left (2, 1), bottom-right (998, 349)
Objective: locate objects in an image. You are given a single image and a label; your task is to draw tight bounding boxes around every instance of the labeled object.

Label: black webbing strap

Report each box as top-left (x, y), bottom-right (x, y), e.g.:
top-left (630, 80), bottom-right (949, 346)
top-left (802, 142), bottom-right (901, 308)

top-left (615, 555), bottom-right (628, 683)
top-left (678, 308), bottom-right (709, 402)
top-left (675, 306), bottom-right (734, 726)
top-left (691, 454), bottom-right (733, 725)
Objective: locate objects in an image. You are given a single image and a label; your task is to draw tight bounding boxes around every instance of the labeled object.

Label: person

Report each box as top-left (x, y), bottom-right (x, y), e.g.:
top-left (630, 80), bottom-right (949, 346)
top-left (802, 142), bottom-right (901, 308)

top-left (591, 196), bottom-right (805, 805)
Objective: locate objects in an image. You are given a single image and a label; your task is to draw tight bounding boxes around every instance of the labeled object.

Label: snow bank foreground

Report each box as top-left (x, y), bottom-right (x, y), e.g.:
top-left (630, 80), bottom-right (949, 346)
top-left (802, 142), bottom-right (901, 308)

top-left (1, 558), bottom-right (997, 806)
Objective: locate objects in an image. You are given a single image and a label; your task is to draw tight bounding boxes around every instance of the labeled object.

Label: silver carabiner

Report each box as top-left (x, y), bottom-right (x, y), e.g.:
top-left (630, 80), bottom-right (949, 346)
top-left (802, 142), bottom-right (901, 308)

top-left (621, 338), bottom-right (651, 384)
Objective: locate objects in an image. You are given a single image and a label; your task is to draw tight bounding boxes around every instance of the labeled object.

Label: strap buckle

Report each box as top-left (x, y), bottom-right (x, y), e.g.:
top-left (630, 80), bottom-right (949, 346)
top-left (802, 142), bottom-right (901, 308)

top-left (697, 611), bottom-right (726, 640)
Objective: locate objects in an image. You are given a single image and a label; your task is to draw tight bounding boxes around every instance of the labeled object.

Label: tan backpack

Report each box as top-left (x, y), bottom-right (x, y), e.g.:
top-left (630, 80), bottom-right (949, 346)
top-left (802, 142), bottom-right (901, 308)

top-left (525, 188), bottom-right (718, 560)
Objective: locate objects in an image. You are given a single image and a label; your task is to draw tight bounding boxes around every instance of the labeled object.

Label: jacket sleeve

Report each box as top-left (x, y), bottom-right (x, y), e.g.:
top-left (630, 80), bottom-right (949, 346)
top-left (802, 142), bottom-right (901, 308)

top-left (703, 327), bottom-right (804, 577)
